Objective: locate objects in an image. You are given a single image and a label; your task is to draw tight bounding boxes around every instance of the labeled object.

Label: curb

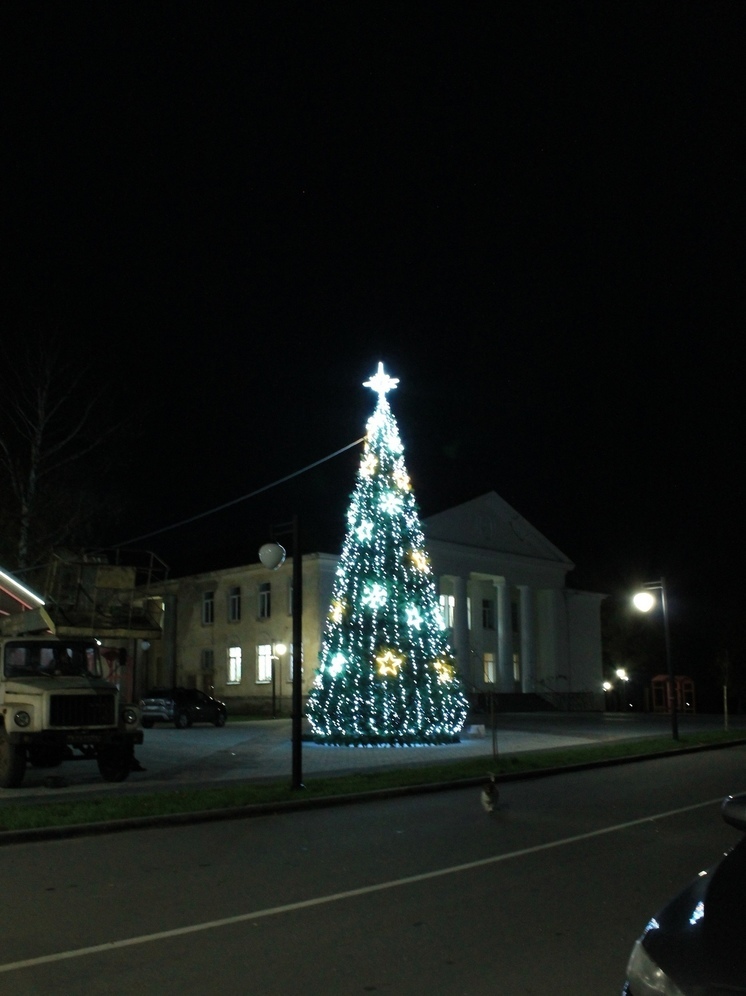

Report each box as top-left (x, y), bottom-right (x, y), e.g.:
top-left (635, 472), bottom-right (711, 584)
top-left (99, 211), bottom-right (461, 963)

top-left (2, 738), bottom-right (745, 846)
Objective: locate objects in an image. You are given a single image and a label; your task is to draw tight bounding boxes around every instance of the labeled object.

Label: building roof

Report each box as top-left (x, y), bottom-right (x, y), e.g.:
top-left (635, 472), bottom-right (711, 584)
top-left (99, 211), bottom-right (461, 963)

top-left (423, 491), bottom-right (574, 569)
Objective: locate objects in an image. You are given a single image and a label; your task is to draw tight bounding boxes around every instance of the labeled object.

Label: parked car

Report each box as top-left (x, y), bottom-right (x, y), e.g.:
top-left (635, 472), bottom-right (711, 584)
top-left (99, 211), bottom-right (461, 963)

top-left (623, 792), bottom-right (746, 995)
top-left (140, 688), bottom-right (227, 729)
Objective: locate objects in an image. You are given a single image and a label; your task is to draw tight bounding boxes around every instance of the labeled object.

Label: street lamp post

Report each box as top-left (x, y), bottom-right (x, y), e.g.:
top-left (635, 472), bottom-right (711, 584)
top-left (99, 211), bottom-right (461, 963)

top-left (633, 577), bottom-right (678, 741)
top-left (259, 514), bottom-right (304, 789)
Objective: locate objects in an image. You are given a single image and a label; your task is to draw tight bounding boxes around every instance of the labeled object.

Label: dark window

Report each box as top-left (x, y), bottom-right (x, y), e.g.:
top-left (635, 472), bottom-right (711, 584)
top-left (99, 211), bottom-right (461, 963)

top-left (258, 582), bottom-right (271, 619)
top-left (202, 592), bottom-right (215, 625)
top-left (228, 586), bottom-right (241, 622)
top-left (482, 599), bottom-right (495, 630)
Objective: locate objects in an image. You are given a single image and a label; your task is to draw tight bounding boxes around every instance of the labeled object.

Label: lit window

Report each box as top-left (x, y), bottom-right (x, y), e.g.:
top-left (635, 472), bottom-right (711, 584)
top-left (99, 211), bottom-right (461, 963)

top-left (228, 586), bottom-right (241, 622)
top-left (227, 646), bottom-right (242, 684)
top-left (257, 644), bottom-right (272, 683)
top-left (483, 652), bottom-right (495, 684)
top-left (439, 594), bottom-right (455, 629)
top-left (202, 591), bottom-right (215, 625)
top-left (258, 583), bottom-right (271, 619)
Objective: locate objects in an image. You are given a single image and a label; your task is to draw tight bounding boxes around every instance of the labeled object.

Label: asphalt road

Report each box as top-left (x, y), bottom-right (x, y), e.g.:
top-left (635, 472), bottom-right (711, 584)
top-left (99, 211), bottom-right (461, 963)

top-left (0, 743), bottom-right (744, 994)
top-left (2, 711), bottom-right (744, 803)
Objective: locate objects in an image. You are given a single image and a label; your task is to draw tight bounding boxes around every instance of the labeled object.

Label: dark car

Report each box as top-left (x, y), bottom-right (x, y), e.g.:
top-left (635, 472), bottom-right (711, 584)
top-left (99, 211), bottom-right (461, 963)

top-left (140, 687), bottom-right (227, 729)
top-left (623, 793), bottom-right (746, 995)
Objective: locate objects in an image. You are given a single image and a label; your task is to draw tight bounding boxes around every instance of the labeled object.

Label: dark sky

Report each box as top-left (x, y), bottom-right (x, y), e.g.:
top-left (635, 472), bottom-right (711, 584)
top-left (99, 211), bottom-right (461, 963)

top-left (3, 3), bottom-right (744, 661)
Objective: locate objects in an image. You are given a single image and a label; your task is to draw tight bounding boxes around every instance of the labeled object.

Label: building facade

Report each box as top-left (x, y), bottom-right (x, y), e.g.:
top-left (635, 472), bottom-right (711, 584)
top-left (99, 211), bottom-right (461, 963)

top-left (144, 493), bottom-right (605, 712)
top-left (424, 493), bottom-right (604, 710)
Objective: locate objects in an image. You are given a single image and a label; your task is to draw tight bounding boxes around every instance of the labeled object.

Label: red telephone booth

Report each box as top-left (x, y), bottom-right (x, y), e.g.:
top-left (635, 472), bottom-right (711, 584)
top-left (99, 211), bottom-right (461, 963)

top-left (651, 675), bottom-right (696, 714)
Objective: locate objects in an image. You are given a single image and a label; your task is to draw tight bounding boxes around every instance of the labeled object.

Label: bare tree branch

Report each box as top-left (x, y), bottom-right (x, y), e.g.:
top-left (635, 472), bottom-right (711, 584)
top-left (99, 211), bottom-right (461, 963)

top-left (0, 336), bottom-right (134, 568)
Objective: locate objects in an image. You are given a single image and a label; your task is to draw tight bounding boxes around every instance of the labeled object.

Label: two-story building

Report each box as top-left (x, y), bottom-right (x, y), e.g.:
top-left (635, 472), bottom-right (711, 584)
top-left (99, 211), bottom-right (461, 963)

top-left (143, 492), bottom-right (605, 712)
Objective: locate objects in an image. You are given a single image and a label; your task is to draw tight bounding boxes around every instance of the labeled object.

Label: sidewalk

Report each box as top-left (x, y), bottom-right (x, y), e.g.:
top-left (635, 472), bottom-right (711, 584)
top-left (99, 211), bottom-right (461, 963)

top-left (138, 711), bottom-right (746, 787)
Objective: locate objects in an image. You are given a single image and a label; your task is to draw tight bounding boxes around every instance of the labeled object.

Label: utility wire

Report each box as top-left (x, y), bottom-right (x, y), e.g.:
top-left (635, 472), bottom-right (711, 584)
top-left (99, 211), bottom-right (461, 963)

top-left (107, 437), bottom-right (365, 551)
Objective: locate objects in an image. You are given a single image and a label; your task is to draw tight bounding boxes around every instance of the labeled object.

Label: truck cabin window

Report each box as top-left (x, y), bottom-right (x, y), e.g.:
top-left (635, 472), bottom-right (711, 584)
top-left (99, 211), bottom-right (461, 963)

top-left (3, 642), bottom-right (101, 679)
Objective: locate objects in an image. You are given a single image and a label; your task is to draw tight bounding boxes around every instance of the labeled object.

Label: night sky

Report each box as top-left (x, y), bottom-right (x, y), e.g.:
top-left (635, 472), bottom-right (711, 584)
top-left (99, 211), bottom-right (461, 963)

top-left (4, 4), bottom-right (744, 669)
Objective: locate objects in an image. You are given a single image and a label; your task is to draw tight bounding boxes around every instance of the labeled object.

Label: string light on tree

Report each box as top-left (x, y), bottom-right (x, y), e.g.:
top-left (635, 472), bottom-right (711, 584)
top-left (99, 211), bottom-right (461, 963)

top-left (411, 549), bottom-right (430, 573)
top-left (406, 605), bottom-right (423, 630)
top-left (376, 649), bottom-right (404, 678)
top-left (329, 653), bottom-right (346, 677)
top-left (306, 362), bottom-right (469, 746)
top-left (329, 600), bottom-right (346, 624)
top-left (356, 520), bottom-right (373, 543)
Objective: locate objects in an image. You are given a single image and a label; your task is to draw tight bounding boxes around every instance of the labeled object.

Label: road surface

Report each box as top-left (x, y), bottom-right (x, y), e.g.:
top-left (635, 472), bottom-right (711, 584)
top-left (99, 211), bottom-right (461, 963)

top-left (0, 740), bottom-right (744, 993)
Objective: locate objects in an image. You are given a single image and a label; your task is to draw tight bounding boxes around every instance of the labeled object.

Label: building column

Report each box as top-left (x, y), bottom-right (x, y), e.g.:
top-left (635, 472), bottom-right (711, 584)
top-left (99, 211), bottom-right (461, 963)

top-left (549, 588), bottom-right (570, 699)
top-left (518, 585), bottom-right (536, 692)
top-left (452, 575), bottom-right (471, 682)
top-left (494, 579), bottom-right (512, 692)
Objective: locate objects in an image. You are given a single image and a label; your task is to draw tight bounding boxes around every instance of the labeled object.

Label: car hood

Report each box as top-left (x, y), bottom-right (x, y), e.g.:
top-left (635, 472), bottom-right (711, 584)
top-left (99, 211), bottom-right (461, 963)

top-left (641, 836), bottom-right (746, 993)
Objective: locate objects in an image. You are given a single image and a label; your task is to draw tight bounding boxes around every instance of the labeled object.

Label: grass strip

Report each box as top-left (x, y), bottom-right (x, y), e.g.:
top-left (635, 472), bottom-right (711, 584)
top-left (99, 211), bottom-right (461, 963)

top-left (0, 729), bottom-right (743, 833)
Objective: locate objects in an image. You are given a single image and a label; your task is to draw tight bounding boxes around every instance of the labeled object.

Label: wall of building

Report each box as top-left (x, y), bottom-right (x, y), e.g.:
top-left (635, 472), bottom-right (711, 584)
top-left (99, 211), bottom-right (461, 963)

top-left (139, 497), bottom-right (606, 713)
top-left (145, 555), bottom-right (338, 712)
top-left (565, 589), bottom-right (606, 710)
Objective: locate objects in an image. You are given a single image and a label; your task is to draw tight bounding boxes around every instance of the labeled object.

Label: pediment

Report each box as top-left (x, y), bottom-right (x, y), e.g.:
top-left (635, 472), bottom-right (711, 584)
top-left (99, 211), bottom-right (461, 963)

top-left (423, 492), bottom-right (573, 566)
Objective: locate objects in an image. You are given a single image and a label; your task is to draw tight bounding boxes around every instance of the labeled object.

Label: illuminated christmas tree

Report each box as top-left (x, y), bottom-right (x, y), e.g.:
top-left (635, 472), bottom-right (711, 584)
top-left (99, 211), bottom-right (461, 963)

top-left (307, 363), bottom-right (469, 746)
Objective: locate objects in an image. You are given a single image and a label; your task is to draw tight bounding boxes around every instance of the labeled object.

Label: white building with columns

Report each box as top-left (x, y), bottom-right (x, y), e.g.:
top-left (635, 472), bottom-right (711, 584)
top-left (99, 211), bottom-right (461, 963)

top-left (143, 491), bottom-right (605, 713)
top-left (424, 492), bottom-right (604, 709)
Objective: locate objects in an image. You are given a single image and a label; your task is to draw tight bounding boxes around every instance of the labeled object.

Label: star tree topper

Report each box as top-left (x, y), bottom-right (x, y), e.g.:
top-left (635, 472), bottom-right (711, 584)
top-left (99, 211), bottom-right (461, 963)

top-left (364, 362), bottom-right (399, 398)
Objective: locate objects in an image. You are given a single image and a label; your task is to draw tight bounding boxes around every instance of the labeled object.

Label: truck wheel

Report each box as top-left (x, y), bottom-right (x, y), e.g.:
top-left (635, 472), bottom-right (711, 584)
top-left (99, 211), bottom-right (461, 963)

top-left (97, 746), bottom-right (131, 782)
top-left (175, 711), bottom-right (191, 729)
top-left (0, 728), bottom-right (27, 788)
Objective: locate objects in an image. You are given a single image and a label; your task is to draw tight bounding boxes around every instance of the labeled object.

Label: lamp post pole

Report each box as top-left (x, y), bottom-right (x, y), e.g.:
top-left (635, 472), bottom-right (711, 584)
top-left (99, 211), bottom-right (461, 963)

top-left (290, 514), bottom-right (303, 790)
top-left (633, 577), bottom-right (678, 741)
top-left (659, 577), bottom-right (677, 741)
top-left (271, 651), bottom-right (277, 718)
top-left (259, 514), bottom-right (304, 790)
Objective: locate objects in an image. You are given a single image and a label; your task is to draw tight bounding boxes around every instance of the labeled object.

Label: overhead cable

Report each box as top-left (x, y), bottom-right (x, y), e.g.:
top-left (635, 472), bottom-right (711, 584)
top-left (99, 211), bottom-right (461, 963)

top-left (107, 436), bottom-right (365, 550)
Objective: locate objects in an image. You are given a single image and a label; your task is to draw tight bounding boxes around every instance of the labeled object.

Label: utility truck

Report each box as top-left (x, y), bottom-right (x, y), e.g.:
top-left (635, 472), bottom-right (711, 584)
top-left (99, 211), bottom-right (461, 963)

top-left (0, 634), bottom-right (143, 788)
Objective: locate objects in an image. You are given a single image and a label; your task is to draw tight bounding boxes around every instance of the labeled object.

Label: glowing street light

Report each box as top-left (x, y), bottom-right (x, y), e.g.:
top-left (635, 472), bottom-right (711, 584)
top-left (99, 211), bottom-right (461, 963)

top-left (632, 591), bottom-right (655, 613)
top-left (633, 577), bottom-right (678, 741)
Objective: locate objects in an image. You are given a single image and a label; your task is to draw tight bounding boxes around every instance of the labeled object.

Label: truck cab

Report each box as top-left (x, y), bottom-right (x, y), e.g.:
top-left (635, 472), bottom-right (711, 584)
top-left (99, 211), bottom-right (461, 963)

top-left (0, 635), bottom-right (143, 788)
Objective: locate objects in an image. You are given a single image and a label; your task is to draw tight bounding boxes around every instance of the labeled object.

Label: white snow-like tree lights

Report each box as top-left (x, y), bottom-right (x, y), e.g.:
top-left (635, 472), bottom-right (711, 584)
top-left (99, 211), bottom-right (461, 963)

top-left (306, 363), bottom-right (468, 746)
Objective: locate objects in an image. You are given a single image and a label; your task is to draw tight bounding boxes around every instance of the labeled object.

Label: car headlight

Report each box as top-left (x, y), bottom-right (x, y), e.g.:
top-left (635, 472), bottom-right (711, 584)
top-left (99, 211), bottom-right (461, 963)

top-left (13, 710), bottom-right (31, 728)
top-left (626, 939), bottom-right (687, 996)
top-left (122, 707), bottom-right (139, 726)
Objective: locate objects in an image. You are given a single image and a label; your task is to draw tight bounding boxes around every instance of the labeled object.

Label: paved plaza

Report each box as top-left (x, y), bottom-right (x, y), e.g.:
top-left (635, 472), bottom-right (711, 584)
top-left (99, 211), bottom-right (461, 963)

top-left (2, 711), bottom-right (743, 804)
